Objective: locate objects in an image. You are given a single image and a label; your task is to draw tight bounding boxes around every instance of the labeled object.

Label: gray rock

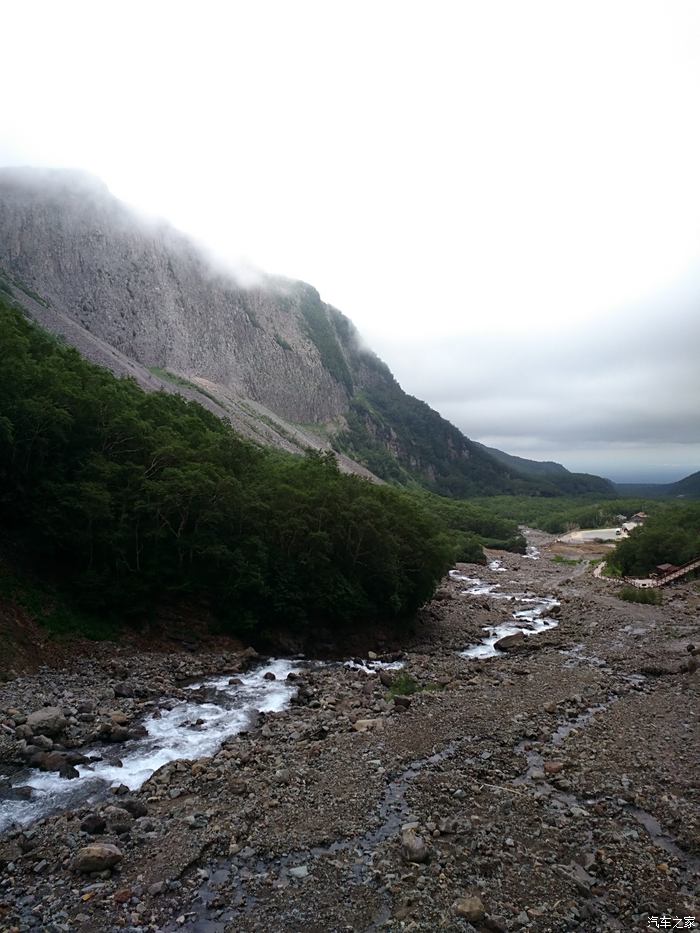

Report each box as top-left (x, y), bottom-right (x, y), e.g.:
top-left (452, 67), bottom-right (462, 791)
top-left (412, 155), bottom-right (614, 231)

top-left (80, 814), bottom-right (106, 835)
top-left (401, 828), bottom-right (429, 863)
top-left (452, 895), bottom-right (485, 921)
top-left (494, 632), bottom-right (525, 651)
top-left (74, 843), bottom-right (123, 873)
top-left (104, 806), bottom-right (134, 834)
top-left (26, 707), bottom-right (67, 737)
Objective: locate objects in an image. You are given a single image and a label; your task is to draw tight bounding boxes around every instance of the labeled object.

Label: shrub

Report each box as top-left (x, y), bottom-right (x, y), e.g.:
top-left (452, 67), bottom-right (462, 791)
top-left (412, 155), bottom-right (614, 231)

top-left (387, 673), bottom-right (420, 697)
top-left (618, 586), bottom-right (662, 605)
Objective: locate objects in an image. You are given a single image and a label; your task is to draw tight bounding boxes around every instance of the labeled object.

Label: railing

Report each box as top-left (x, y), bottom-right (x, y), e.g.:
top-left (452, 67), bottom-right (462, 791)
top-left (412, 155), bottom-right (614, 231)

top-left (623, 555), bottom-right (700, 589)
top-left (653, 556), bottom-right (700, 587)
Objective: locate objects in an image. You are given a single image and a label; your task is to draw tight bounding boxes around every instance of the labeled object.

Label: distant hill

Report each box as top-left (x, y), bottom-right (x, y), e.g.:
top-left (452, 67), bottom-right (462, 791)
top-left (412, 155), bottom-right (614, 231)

top-left (616, 470), bottom-right (700, 499)
top-left (0, 166), bottom-right (609, 499)
top-left (473, 442), bottom-right (615, 496)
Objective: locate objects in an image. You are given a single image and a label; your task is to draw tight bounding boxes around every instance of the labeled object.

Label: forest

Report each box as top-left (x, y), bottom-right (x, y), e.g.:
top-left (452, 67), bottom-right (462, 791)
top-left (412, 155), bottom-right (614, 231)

top-left (606, 504), bottom-right (700, 577)
top-left (4, 297), bottom-right (695, 645)
top-left (0, 299), bottom-right (459, 639)
top-left (471, 495), bottom-right (660, 534)
top-left (0, 299), bottom-right (538, 639)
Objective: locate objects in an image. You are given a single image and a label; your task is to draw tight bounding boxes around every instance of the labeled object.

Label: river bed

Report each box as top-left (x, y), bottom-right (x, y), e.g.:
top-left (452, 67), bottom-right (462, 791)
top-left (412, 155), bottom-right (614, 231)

top-left (1, 563), bottom-right (559, 835)
top-left (0, 660), bottom-right (301, 833)
top-left (449, 567), bottom-right (559, 659)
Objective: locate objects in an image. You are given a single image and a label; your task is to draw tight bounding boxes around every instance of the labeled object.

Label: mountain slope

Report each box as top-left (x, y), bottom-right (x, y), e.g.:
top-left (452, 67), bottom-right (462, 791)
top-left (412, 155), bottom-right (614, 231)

top-left (0, 166), bottom-right (601, 498)
top-left (473, 442), bottom-right (615, 495)
top-left (615, 470), bottom-right (700, 499)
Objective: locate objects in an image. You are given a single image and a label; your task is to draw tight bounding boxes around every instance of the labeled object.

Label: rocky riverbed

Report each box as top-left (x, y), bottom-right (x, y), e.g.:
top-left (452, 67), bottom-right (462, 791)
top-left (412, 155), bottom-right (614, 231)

top-left (0, 534), bottom-right (698, 932)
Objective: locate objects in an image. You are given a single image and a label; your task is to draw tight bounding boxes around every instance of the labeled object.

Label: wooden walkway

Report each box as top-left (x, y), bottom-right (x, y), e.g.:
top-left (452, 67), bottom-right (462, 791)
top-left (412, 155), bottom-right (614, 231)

top-left (625, 555), bottom-right (700, 589)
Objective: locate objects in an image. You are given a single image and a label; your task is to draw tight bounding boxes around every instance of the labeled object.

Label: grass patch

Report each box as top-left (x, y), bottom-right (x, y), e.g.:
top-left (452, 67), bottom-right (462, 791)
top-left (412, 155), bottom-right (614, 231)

top-left (149, 367), bottom-right (220, 405)
top-left (0, 267), bottom-right (50, 308)
top-left (618, 586), bottom-right (662, 606)
top-left (552, 555), bottom-right (580, 565)
top-left (387, 672), bottom-right (420, 698)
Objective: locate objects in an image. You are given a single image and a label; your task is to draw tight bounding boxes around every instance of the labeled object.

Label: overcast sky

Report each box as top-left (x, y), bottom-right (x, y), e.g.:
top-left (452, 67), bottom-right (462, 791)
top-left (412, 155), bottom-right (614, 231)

top-left (2, 1), bottom-right (700, 482)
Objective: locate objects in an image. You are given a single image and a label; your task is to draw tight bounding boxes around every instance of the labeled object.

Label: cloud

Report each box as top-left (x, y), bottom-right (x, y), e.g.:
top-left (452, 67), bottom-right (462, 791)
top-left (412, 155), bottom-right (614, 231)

top-left (369, 275), bottom-right (700, 478)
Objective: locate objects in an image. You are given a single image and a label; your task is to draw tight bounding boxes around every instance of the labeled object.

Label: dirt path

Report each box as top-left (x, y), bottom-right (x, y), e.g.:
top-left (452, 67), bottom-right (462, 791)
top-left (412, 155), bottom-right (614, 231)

top-left (0, 540), bottom-right (698, 932)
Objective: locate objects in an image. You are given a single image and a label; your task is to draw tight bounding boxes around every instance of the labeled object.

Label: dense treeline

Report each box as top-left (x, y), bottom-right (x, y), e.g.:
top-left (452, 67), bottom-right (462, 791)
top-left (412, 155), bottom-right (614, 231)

top-left (410, 492), bottom-right (525, 561)
top-left (471, 496), bottom-right (662, 535)
top-left (0, 301), bottom-right (454, 637)
top-left (607, 505), bottom-right (700, 577)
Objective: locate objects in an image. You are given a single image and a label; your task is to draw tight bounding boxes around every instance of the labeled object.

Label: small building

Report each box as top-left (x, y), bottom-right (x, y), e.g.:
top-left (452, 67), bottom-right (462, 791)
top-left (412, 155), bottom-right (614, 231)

top-left (631, 511), bottom-right (648, 523)
top-left (651, 563), bottom-right (678, 578)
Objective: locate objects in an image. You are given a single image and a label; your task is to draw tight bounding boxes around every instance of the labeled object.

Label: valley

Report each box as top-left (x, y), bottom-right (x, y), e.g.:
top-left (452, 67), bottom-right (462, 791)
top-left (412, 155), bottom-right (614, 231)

top-left (0, 169), bottom-right (698, 933)
top-left (2, 12), bottom-right (699, 933)
top-left (1, 535), bottom-right (697, 932)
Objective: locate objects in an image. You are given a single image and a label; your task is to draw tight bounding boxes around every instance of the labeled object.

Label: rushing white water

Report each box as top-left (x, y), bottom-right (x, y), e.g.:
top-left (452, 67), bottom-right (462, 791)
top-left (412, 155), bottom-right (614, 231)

top-left (449, 569), bottom-right (559, 659)
top-left (489, 559), bottom-right (507, 572)
top-left (0, 659), bottom-right (300, 834)
top-left (460, 595), bottom-right (559, 659)
top-left (525, 545), bottom-right (540, 560)
top-left (344, 659), bottom-right (405, 674)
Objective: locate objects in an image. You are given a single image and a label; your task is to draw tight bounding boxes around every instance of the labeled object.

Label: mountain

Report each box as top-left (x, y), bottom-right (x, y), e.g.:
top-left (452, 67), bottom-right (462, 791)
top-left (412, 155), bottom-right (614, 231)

top-left (473, 442), bottom-right (615, 495)
top-left (615, 470), bottom-right (700, 499)
top-left (0, 167), bottom-right (608, 498)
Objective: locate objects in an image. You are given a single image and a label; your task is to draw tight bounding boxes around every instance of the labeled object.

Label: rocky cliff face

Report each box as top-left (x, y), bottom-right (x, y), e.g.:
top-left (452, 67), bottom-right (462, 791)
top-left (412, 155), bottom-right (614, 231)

top-left (0, 168), bottom-right (349, 425)
top-left (0, 167), bottom-right (594, 496)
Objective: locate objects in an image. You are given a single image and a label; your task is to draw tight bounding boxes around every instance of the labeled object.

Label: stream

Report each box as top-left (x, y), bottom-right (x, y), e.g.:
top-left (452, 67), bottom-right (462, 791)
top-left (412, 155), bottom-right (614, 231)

top-left (449, 566), bottom-right (560, 659)
top-left (0, 559), bottom-right (563, 844)
top-left (0, 657), bottom-right (408, 835)
top-left (0, 660), bottom-right (303, 833)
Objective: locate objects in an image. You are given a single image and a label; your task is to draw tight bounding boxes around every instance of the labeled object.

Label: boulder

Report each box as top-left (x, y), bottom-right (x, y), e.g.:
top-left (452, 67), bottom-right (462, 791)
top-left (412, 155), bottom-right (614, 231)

top-left (105, 805), bottom-right (134, 834)
top-left (401, 828), bottom-right (429, 863)
top-left (353, 718), bottom-right (384, 733)
top-left (80, 814), bottom-right (106, 835)
top-left (453, 895), bottom-right (485, 921)
top-left (74, 843), bottom-right (123, 873)
top-left (543, 759), bottom-right (566, 775)
top-left (0, 785), bottom-right (33, 802)
top-left (106, 725), bottom-right (130, 743)
top-left (494, 632), bottom-right (525, 651)
top-left (113, 681), bottom-right (136, 698)
top-left (121, 799), bottom-right (148, 818)
top-left (26, 707), bottom-right (67, 737)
